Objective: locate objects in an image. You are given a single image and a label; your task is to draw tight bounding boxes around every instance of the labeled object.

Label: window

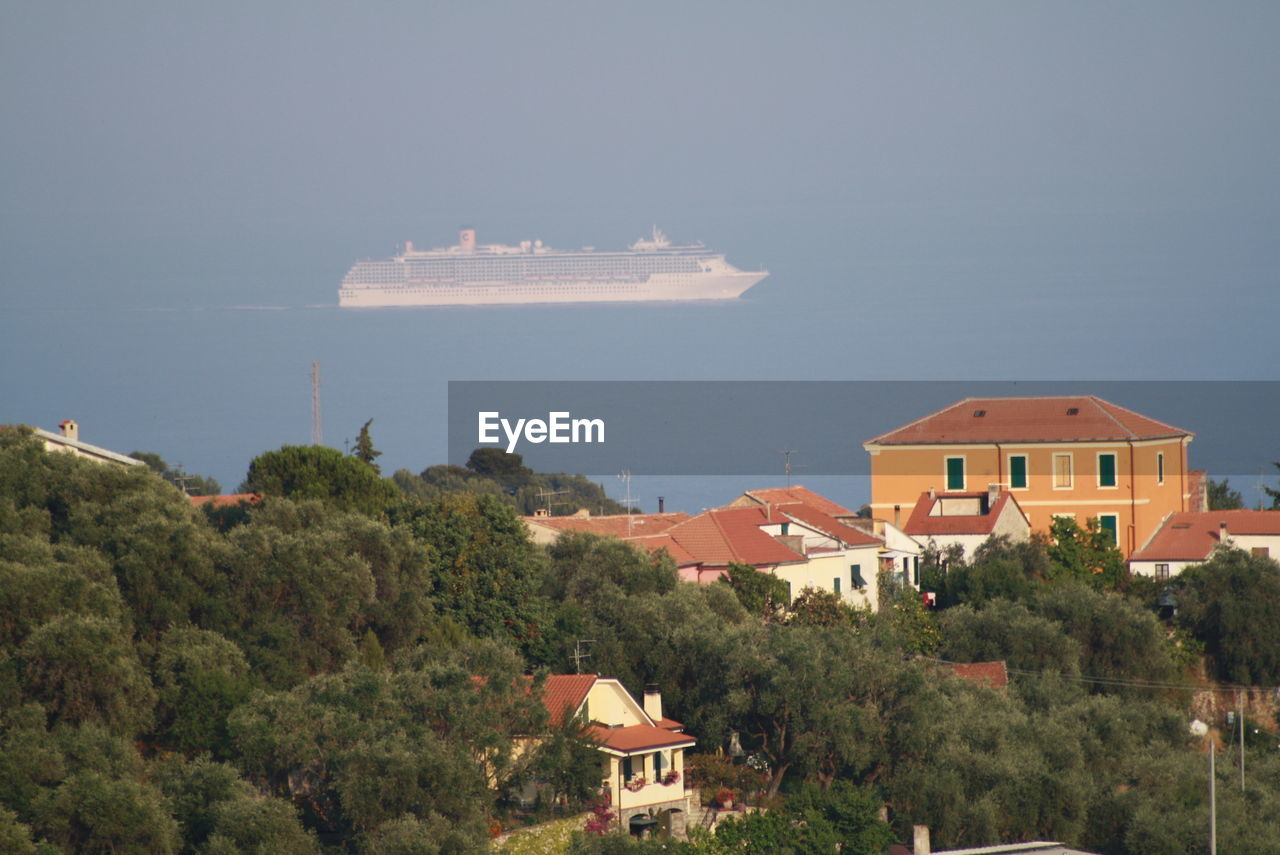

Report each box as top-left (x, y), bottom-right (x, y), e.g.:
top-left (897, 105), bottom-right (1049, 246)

top-left (1053, 454), bottom-right (1073, 489)
top-left (623, 756), bottom-right (635, 782)
top-left (1009, 455), bottom-right (1028, 489)
top-left (779, 522), bottom-right (789, 535)
top-left (946, 456), bottom-right (965, 491)
top-left (1157, 452), bottom-right (1165, 485)
top-left (1156, 563), bottom-right (1170, 580)
top-left (850, 564), bottom-right (866, 588)
top-left (1098, 453), bottom-right (1117, 488)
top-left (913, 556), bottom-right (921, 586)
top-left (833, 576), bottom-right (841, 594)
top-left (1098, 514), bottom-right (1119, 547)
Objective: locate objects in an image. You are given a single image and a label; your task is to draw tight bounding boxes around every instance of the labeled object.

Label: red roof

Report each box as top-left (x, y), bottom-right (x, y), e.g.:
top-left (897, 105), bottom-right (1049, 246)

top-left (540, 674), bottom-right (597, 726)
top-left (523, 512), bottom-right (690, 538)
top-left (866, 396), bottom-right (1192, 445)
top-left (739, 486), bottom-right (857, 518)
top-left (587, 724), bottom-right (697, 753)
top-left (903, 490), bottom-right (1024, 537)
top-left (660, 507), bottom-right (805, 567)
top-left (774, 504), bottom-right (882, 547)
top-left (626, 533), bottom-right (701, 567)
top-left (1131, 510), bottom-right (1280, 562)
top-left (944, 661), bottom-right (1009, 690)
top-left (190, 493), bottom-right (261, 508)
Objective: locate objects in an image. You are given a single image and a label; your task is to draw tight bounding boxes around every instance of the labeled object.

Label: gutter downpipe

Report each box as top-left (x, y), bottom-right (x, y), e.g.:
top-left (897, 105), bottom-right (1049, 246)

top-left (1128, 439), bottom-right (1137, 557)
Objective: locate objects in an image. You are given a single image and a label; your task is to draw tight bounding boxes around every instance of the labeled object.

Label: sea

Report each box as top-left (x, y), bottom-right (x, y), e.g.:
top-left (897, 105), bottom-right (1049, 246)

top-left (3, 199), bottom-right (1277, 514)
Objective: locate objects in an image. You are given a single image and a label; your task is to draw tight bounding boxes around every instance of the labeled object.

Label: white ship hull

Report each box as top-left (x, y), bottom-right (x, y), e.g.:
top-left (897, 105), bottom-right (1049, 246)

top-left (339, 271), bottom-right (766, 308)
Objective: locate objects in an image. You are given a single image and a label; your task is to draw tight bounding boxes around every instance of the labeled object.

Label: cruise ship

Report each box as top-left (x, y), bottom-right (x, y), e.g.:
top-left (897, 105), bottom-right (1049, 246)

top-left (338, 227), bottom-right (767, 307)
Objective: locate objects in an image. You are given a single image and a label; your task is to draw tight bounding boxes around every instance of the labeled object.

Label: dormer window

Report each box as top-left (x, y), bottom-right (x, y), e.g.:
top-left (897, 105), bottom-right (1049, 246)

top-left (973, 409), bottom-right (986, 417)
top-left (1066, 407), bottom-right (1079, 415)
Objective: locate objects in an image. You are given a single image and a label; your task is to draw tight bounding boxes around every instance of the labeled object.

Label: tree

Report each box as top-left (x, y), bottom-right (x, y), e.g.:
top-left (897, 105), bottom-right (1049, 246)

top-left (151, 628), bottom-right (252, 758)
top-left (1207, 477), bottom-right (1244, 510)
top-left (464, 448), bottom-right (533, 492)
top-left (241, 445), bottom-right (398, 517)
top-left (718, 562), bottom-right (788, 620)
top-left (1176, 547), bottom-right (1280, 684)
top-left (352, 419), bottom-right (382, 474)
top-left (1266, 462), bottom-right (1280, 509)
top-left (1046, 517), bottom-right (1125, 589)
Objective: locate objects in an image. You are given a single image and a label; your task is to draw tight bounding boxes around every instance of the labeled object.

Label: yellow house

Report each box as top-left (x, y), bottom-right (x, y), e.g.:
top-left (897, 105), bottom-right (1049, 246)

top-left (541, 675), bottom-right (695, 836)
top-left (863, 396), bottom-right (1196, 557)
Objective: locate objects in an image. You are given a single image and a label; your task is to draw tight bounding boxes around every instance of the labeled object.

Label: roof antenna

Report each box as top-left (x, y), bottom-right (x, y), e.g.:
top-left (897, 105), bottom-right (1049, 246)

top-left (617, 470), bottom-right (639, 535)
top-left (570, 639), bottom-right (596, 674)
top-left (779, 449), bottom-right (805, 487)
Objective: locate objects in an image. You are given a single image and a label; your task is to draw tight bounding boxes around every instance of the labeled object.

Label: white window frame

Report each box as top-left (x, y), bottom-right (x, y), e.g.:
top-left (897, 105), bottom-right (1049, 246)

top-left (1007, 453), bottom-right (1029, 490)
top-left (1097, 451), bottom-right (1119, 489)
top-left (1052, 453), bottom-right (1074, 490)
top-left (1098, 513), bottom-right (1119, 547)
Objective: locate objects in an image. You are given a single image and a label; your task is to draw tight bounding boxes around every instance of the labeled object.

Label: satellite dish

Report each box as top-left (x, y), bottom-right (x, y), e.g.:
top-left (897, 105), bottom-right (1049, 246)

top-left (1189, 719), bottom-right (1209, 737)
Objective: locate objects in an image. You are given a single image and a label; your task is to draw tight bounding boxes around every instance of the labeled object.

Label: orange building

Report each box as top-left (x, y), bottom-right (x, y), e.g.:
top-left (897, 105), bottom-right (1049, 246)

top-left (863, 396), bottom-right (1197, 557)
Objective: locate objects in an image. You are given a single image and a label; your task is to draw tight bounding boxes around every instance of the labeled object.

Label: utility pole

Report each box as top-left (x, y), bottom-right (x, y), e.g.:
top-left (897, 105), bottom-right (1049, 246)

top-left (310, 362), bottom-right (323, 446)
top-left (1209, 741), bottom-right (1217, 855)
top-left (1238, 688), bottom-right (1246, 791)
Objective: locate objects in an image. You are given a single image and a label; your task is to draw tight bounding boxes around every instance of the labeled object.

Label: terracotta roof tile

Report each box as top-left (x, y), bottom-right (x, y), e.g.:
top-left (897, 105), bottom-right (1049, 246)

top-left (904, 490), bottom-right (1024, 537)
top-left (661, 507), bottom-right (805, 567)
top-left (774, 504), bottom-right (883, 547)
top-left (625, 533), bottom-right (700, 567)
top-left (523, 512), bottom-right (690, 538)
top-left (587, 724), bottom-right (697, 753)
top-left (866, 396), bottom-right (1192, 445)
top-left (541, 674), bottom-right (597, 726)
top-left (944, 661), bottom-right (1009, 690)
top-left (190, 493), bottom-right (261, 507)
top-left (739, 486), bottom-right (857, 517)
top-left (1131, 510), bottom-right (1280, 562)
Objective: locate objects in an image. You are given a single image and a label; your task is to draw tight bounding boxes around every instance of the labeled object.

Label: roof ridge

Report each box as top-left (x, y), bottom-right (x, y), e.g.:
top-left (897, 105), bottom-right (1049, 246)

top-left (866, 397), bottom-right (975, 444)
top-left (1087, 395), bottom-right (1138, 440)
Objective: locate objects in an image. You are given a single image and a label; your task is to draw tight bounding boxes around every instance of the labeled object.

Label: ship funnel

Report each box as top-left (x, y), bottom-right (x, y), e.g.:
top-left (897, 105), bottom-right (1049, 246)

top-left (458, 227), bottom-right (477, 250)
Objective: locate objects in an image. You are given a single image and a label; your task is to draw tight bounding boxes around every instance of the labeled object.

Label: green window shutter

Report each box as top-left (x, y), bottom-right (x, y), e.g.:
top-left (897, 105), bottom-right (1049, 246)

top-left (850, 564), bottom-right (866, 587)
top-left (1099, 515), bottom-right (1118, 545)
top-left (833, 577), bottom-right (841, 593)
top-left (946, 457), bottom-right (964, 491)
top-left (1099, 454), bottom-right (1117, 487)
top-left (1010, 456), bottom-right (1027, 489)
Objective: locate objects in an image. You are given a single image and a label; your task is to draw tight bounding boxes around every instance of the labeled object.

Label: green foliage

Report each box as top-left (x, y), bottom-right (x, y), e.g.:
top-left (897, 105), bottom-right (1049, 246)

top-left (1207, 477), bottom-right (1244, 510)
top-left (396, 452), bottom-right (631, 516)
top-left (151, 628), bottom-right (252, 757)
top-left (17, 614), bottom-right (156, 736)
top-left (352, 419), bottom-right (383, 474)
top-left (1175, 546), bottom-right (1280, 684)
top-left (787, 588), bottom-right (859, 627)
top-left (1047, 517), bottom-right (1125, 589)
top-left (718, 562), bottom-right (788, 619)
top-left (33, 770), bottom-right (179, 855)
top-left (398, 493), bottom-right (551, 655)
top-left (241, 445), bottom-right (399, 516)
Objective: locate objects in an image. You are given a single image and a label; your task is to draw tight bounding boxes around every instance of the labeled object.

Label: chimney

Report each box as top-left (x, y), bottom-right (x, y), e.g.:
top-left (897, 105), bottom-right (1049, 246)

top-left (987, 483), bottom-right (1000, 510)
top-left (1219, 520), bottom-right (1229, 542)
top-left (643, 684), bottom-right (663, 722)
top-left (58, 419), bottom-right (79, 442)
top-left (928, 486), bottom-right (936, 500)
top-left (458, 227), bottom-right (477, 250)
top-left (658, 496), bottom-right (665, 513)
top-left (893, 504), bottom-right (901, 527)
top-left (912, 825), bottom-right (931, 854)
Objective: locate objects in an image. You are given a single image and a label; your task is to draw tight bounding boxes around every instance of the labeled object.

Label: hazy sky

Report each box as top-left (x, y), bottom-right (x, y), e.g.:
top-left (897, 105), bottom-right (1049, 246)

top-left (5, 2), bottom-right (1277, 244)
top-left (3, 2), bottom-right (1278, 505)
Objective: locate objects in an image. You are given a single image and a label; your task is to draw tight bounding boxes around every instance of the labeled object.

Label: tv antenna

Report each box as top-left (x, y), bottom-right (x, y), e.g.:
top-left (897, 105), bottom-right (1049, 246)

top-left (779, 449), bottom-right (805, 486)
top-left (570, 639), bottom-right (596, 674)
top-left (172, 463), bottom-right (192, 496)
top-left (617, 470), bottom-right (639, 535)
top-left (310, 362), bottom-right (323, 446)
top-left (536, 487), bottom-right (571, 515)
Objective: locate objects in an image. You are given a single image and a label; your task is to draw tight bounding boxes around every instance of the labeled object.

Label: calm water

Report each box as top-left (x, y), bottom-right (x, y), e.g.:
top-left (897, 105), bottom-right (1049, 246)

top-left (4, 202), bottom-right (1277, 512)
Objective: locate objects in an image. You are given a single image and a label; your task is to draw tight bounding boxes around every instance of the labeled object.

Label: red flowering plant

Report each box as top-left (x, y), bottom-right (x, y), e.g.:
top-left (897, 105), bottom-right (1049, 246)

top-left (583, 798), bottom-right (615, 835)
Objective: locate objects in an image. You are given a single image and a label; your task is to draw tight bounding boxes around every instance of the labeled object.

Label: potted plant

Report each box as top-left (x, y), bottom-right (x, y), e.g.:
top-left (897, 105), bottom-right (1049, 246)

top-left (715, 787), bottom-right (735, 809)
top-left (625, 776), bottom-right (647, 793)
top-left (662, 770), bottom-right (681, 786)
